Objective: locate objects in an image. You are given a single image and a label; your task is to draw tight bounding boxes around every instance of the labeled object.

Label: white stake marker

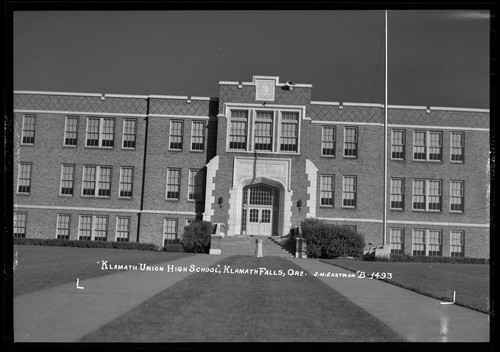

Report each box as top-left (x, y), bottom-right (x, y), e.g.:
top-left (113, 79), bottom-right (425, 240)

top-left (76, 278), bottom-right (84, 289)
top-left (440, 291), bottom-right (456, 305)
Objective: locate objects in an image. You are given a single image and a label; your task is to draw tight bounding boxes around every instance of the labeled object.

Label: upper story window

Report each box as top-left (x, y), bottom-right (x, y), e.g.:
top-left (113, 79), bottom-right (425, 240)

top-left (450, 132), bottom-right (464, 163)
top-left (342, 175), bottom-right (357, 208)
top-left (166, 168), bottom-right (181, 200)
top-left (119, 167), bottom-right (134, 198)
top-left (229, 110), bottom-right (248, 150)
top-left (391, 130), bottom-right (405, 160)
top-left (60, 164), bottom-right (75, 196)
top-left (82, 165), bottom-right (112, 197)
top-left (320, 175), bottom-right (334, 207)
top-left (86, 117), bottom-right (115, 148)
top-left (169, 120), bottom-right (183, 150)
top-left (390, 178), bottom-right (404, 210)
top-left (17, 163), bottom-right (32, 194)
top-left (280, 112), bottom-right (299, 152)
top-left (227, 107), bottom-right (301, 154)
top-left (343, 127), bottom-right (358, 158)
top-left (64, 117), bottom-right (79, 147)
top-left (191, 121), bottom-right (205, 151)
top-left (254, 111), bottom-right (273, 151)
top-left (21, 114), bottom-right (36, 145)
top-left (412, 179), bottom-right (441, 212)
top-left (450, 181), bottom-right (464, 213)
top-left (413, 131), bottom-right (442, 161)
top-left (122, 119), bottom-right (137, 149)
top-left (321, 126), bottom-right (336, 157)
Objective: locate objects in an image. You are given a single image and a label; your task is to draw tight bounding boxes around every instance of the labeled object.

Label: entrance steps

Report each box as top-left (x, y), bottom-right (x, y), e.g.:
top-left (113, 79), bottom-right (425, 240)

top-left (220, 235), bottom-right (294, 258)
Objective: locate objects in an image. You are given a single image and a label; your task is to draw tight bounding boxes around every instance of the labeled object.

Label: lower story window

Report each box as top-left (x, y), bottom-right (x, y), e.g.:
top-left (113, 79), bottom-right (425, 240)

top-left (14, 212), bottom-right (27, 238)
top-left (427, 230), bottom-right (442, 256)
top-left (450, 231), bottom-right (464, 257)
top-left (78, 215), bottom-right (108, 241)
top-left (56, 214), bottom-right (71, 240)
top-left (163, 218), bottom-right (179, 245)
top-left (116, 217), bottom-right (130, 242)
top-left (390, 228), bottom-right (404, 255)
top-left (412, 229), bottom-right (426, 256)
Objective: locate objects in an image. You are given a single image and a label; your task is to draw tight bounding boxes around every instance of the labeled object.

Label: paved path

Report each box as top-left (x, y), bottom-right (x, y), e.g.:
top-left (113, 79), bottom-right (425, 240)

top-left (14, 254), bottom-right (227, 342)
top-left (289, 258), bottom-right (490, 342)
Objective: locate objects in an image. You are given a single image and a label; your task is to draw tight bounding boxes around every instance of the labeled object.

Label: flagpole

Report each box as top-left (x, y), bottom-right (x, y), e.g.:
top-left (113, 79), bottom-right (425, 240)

top-left (383, 10), bottom-right (388, 245)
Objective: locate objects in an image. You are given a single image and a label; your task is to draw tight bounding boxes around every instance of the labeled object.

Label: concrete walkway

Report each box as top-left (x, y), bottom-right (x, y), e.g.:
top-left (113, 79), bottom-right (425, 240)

top-left (289, 258), bottom-right (490, 342)
top-left (14, 254), bottom-right (227, 342)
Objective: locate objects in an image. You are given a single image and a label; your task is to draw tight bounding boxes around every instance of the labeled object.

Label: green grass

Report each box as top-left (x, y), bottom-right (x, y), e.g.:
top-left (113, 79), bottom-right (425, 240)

top-left (13, 245), bottom-right (192, 296)
top-left (321, 259), bottom-right (490, 313)
top-left (81, 255), bottom-right (405, 342)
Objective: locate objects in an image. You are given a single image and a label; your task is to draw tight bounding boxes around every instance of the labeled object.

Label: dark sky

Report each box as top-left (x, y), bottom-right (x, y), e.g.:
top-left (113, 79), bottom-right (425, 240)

top-left (13, 10), bottom-right (490, 109)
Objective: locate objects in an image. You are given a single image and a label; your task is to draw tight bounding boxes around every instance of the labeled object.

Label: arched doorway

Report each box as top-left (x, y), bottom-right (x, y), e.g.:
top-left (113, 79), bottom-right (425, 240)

top-left (241, 184), bottom-right (279, 236)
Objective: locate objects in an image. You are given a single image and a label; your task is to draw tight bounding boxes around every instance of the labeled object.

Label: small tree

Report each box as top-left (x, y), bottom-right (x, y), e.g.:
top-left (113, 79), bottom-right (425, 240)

top-left (180, 221), bottom-right (213, 253)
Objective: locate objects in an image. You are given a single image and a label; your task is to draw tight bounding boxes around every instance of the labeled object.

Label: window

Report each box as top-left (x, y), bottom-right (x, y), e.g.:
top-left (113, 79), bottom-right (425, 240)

top-left (169, 120), bottom-right (183, 150)
top-left (163, 218), bottom-right (179, 245)
top-left (78, 215), bottom-right (108, 241)
top-left (450, 231), bottom-right (464, 257)
top-left (390, 178), bottom-right (404, 210)
top-left (17, 163), bottom-right (32, 194)
top-left (280, 112), bottom-right (298, 152)
top-left (188, 169), bottom-right (202, 201)
top-left (412, 179), bottom-right (441, 212)
top-left (342, 176), bottom-right (357, 208)
top-left (56, 214), bottom-right (71, 240)
top-left (122, 119), bottom-right (137, 149)
top-left (428, 230), bottom-right (442, 256)
top-left (413, 131), bottom-right (442, 161)
top-left (254, 111), bottom-right (273, 151)
top-left (21, 114), bottom-right (36, 145)
top-left (64, 116), bottom-right (78, 146)
top-left (82, 166), bottom-right (112, 197)
top-left (60, 164), bottom-right (75, 196)
top-left (86, 117), bottom-right (115, 148)
top-left (191, 121), bottom-right (205, 151)
top-left (321, 126), bottom-right (336, 157)
top-left (228, 108), bottom-right (301, 153)
top-left (116, 217), bottom-right (130, 242)
top-left (166, 168), bottom-right (181, 200)
top-left (14, 212), bottom-right (27, 238)
top-left (119, 167), bottom-right (134, 198)
top-left (391, 130), bottom-right (405, 160)
top-left (450, 181), bottom-right (464, 212)
top-left (412, 229), bottom-right (426, 256)
top-left (344, 127), bottom-right (358, 157)
top-left (390, 228), bottom-right (404, 255)
top-left (450, 132), bottom-right (464, 162)
top-left (320, 175), bottom-right (334, 207)
top-left (229, 110), bottom-right (248, 150)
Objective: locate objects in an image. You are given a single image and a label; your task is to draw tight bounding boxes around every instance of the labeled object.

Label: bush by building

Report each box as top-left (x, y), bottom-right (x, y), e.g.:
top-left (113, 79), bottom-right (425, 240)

top-left (300, 218), bottom-right (365, 259)
top-left (13, 237), bottom-right (160, 251)
top-left (180, 221), bottom-right (213, 253)
top-left (376, 254), bottom-right (489, 264)
top-left (162, 244), bottom-right (185, 252)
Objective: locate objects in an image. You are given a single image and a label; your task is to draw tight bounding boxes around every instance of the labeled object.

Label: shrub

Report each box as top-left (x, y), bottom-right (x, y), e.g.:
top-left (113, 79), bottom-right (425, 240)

top-left (180, 221), bottom-right (213, 253)
top-left (163, 244), bottom-right (185, 252)
top-left (380, 254), bottom-right (489, 264)
top-left (301, 219), bottom-right (365, 259)
top-left (13, 237), bottom-right (159, 251)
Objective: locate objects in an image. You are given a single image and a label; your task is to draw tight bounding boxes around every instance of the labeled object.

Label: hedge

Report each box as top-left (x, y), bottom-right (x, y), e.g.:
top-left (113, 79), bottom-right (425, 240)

top-left (162, 244), bottom-right (185, 252)
top-left (301, 218), bottom-right (365, 259)
top-left (376, 254), bottom-right (489, 264)
top-left (13, 237), bottom-right (160, 251)
top-left (180, 221), bottom-right (213, 253)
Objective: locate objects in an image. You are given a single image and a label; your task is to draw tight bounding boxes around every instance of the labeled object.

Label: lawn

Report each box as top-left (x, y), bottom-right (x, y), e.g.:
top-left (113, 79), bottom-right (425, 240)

top-left (322, 259), bottom-right (490, 314)
top-left (81, 255), bottom-right (405, 342)
top-left (13, 245), bottom-right (192, 296)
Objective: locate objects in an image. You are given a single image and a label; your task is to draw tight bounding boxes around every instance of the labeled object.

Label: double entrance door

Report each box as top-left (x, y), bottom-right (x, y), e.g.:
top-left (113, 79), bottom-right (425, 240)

top-left (242, 185), bottom-right (278, 236)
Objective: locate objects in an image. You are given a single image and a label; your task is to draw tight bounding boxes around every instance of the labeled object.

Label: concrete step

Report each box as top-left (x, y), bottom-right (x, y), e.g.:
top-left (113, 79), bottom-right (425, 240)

top-left (220, 235), bottom-right (294, 257)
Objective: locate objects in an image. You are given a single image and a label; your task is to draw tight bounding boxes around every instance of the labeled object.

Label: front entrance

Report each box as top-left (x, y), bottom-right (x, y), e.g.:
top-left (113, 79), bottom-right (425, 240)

top-left (241, 185), bottom-right (278, 236)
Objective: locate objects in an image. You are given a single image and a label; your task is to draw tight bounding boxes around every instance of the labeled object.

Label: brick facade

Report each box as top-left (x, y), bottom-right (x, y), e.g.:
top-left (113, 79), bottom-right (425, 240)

top-left (13, 75), bottom-right (490, 257)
